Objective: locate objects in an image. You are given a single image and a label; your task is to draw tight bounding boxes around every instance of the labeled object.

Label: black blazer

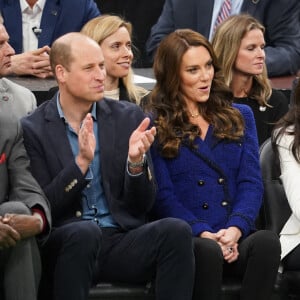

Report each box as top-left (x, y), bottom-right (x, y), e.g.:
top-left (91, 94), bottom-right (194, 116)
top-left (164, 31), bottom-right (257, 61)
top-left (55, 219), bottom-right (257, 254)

top-left (21, 96), bottom-right (155, 230)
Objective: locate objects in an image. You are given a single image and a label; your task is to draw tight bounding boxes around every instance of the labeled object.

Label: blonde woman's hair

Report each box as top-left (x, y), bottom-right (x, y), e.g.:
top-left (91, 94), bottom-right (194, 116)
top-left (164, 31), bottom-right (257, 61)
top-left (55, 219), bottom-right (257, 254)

top-left (81, 15), bottom-right (149, 104)
top-left (212, 14), bottom-right (272, 106)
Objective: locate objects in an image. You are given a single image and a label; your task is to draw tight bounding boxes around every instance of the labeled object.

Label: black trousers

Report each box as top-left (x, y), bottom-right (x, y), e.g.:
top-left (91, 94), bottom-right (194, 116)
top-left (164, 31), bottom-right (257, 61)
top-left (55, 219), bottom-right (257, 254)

top-left (38, 218), bottom-right (195, 300)
top-left (193, 230), bottom-right (281, 300)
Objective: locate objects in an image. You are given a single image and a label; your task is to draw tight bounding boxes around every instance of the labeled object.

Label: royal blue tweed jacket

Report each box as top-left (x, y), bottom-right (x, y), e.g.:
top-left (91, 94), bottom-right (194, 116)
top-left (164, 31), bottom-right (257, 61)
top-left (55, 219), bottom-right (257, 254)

top-left (151, 104), bottom-right (263, 238)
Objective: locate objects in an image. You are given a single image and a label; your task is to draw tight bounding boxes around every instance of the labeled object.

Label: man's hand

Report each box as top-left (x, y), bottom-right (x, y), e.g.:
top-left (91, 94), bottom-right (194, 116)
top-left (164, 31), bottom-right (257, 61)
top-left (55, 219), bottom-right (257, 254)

top-left (10, 46), bottom-right (53, 78)
top-left (2, 213), bottom-right (43, 240)
top-left (76, 113), bottom-right (96, 174)
top-left (0, 217), bottom-right (20, 248)
top-left (128, 117), bottom-right (156, 163)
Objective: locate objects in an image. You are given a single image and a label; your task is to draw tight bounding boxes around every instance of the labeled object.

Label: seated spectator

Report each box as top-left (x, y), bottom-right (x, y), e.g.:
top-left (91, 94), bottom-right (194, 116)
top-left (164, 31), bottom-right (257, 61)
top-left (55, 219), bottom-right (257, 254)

top-left (0, 99), bottom-right (51, 299)
top-left (0, 0), bottom-right (100, 78)
top-left (212, 14), bottom-right (288, 145)
top-left (146, 0), bottom-right (300, 77)
top-left (21, 32), bottom-right (195, 300)
top-left (0, 23), bottom-right (36, 118)
top-left (148, 29), bottom-right (281, 300)
top-left (273, 79), bottom-right (300, 270)
top-left (81, 15), bottom-right (149, 104)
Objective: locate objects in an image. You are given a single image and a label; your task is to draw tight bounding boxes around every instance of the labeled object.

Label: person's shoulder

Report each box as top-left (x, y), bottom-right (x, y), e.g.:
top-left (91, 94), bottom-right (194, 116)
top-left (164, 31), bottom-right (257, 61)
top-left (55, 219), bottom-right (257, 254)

top-left (101, 98), bottom-right (143, 113)
top-left (1, 78), bottom-right (34, 97)
top-left (269, 88), bottom-right (289, 105)
top-left (232, 102), bottom-right (254, 118)
top-left (58, 0), bottom-right (100, 12)
top-left (99, 98), bottom-right (144, 124)
top-left (22, 98), bottom-right (53, 124)
top-left (274, 125), bottom-right (294, 148)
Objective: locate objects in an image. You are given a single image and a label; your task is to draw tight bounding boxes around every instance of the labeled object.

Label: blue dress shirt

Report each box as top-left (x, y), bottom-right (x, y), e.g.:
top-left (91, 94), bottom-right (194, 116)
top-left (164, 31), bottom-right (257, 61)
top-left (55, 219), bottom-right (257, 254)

top-left (56, 96), bottom-right (117, 227)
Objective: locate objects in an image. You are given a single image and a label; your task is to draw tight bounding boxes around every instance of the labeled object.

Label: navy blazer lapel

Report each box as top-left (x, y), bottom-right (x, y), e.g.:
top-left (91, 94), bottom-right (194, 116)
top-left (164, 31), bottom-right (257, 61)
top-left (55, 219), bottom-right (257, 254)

top-left (2, 1), bottom-right (23, 53)
top-left (242, 0), bottom-right (259, 15)
top-left (196, 0), bottom-right (214, 38)
top-left (44, 98), bottom-right (74, 168)
top-left (96, 100), bottom-right (115, 174)
top-left (39, 0), bottom-right (60, 47)
top-left (185, 139), bottom-right (227, 179)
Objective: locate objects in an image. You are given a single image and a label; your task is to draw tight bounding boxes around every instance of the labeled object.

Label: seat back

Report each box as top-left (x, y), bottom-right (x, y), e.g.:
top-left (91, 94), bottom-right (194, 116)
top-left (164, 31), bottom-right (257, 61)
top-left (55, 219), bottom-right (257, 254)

top-left (290, 77), bottom-right (300, 107)
top-left (259, 138), bottom-right (292, 235)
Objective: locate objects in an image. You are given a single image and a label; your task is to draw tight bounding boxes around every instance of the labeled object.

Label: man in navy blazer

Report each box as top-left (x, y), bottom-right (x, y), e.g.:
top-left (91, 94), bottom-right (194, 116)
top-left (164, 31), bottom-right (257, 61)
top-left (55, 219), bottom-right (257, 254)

top-left (0, 0), bottom-right (100, 78)
top-left (21, 32), bottom-right (195, 300)
top-left (146, 0), bottom-right (300, 77)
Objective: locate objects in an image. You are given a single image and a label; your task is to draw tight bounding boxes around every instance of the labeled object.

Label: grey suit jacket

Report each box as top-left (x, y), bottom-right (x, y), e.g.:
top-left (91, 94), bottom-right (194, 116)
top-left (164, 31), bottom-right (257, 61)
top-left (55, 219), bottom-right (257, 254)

top-left (0, 78), bottom-right (36, 119)
top-left (0, 107), bottom-right (51, 241)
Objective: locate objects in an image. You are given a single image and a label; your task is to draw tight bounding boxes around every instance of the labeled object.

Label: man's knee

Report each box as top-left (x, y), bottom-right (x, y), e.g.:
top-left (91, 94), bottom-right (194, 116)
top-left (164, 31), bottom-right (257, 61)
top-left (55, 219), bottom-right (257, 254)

top-left (63, 221), bottom-right (102, 255)
top-left (0, 202), bottom-right (31, 216)
top-left (156, 218), bottom-right (193, 249)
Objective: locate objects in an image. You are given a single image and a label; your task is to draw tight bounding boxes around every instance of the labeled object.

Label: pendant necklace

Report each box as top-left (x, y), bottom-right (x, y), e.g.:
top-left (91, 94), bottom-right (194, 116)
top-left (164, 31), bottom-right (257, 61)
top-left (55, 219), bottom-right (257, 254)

top-left (190, 112), bottom-right (200, 118)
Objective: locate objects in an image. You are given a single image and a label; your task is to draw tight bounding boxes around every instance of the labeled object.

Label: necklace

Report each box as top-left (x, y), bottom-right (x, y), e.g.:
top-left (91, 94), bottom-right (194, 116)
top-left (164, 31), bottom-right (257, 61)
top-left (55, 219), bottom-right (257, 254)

top-left (190, 112), bottom-right (200, 118)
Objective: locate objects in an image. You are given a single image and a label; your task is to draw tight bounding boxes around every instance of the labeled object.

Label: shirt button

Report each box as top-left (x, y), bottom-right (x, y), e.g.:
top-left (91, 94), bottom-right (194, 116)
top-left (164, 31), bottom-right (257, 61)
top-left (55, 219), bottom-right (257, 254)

top-left (202, 203), bottom-right (209, 209)
top-left (75, 211), bottom-right (82, 218)
top-left (87, 184), bottom-right (91, 188)
top-left (198, 180), bottom-right (205, 186)
top-left (221, 201), bottom-right (228, 207)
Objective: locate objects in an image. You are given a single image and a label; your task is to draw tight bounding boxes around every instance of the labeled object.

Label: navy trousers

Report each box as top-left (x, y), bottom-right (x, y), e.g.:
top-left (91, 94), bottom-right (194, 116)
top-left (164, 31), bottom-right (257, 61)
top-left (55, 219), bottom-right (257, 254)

top-left (38, 217), bottom-right (195, 300)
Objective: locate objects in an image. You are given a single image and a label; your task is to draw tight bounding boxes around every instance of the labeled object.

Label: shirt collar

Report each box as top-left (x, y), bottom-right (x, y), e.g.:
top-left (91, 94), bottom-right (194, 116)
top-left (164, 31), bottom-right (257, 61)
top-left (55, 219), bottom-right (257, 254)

top-left (20, 0), bottom-right (46, 12)
top-left (56, 93), bottom-right (97, 121)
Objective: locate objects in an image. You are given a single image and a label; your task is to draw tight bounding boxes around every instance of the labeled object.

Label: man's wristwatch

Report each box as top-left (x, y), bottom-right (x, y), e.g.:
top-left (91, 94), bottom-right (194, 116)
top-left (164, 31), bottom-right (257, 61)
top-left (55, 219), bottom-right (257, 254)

top-left (128, 154), bottom-right (146, 169)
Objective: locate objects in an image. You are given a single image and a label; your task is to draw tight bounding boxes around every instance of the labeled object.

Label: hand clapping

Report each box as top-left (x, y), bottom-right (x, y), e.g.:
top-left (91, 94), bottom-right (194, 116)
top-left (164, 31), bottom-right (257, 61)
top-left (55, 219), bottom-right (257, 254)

top-left (128, 117), bottom-right (156, 163)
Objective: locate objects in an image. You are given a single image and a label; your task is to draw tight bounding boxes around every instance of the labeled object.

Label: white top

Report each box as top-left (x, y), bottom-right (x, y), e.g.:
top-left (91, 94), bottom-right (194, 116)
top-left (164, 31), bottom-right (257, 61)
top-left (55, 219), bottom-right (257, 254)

top-left (276, 127), bottom-right (300, 259)
top-left (20, 0), bottom-right (46, 52)
top-left (104, 88), bottom-right (120, 100)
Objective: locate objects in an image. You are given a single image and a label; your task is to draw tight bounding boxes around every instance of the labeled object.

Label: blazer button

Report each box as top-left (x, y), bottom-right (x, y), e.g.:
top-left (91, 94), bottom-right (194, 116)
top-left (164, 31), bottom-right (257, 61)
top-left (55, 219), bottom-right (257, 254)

top-left (202, 203), bottom-right (209, 209)
top-left (198, 180), bottom-right (205, 186)
top-left (75, 211), bottom-right (82, 218)
top-left (218, 178), bottom-right (225, 185)
top-left (221, 201), bottom-right (228, 207)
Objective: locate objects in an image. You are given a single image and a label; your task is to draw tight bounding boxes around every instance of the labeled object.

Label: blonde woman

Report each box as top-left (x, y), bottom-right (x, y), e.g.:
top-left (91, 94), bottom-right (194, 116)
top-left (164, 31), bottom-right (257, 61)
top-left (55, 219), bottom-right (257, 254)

top-left (212, 14), bottom-right (288, 145)
top-left (81, 15), bottom-right (149, 104)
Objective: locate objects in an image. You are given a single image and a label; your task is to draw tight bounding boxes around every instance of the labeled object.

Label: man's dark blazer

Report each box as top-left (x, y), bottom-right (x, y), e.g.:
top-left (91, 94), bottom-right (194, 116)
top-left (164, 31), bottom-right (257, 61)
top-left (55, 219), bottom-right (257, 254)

top-left (21, 96), bottom-right (155, 230)
top-left (146, 0), bottom-right (300, 77)
top-left (0, 0), bottom-right (100, 54)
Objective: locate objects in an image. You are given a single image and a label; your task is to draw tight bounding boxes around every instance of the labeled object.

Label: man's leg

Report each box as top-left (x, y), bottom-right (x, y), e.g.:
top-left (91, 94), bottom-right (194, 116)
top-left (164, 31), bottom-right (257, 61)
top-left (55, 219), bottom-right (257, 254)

top-left (0, 201), bottom-right (40, 300)
top-left (97, 218), bottom-right (195, 300)
top-left (39, 221), bottom-right (102, 300)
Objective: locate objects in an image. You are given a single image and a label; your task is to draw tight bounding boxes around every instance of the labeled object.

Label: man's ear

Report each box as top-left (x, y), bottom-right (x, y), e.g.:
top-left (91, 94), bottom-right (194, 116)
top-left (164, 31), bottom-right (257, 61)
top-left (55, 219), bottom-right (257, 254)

top-left (55, 64), bottom-right (67, 83)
